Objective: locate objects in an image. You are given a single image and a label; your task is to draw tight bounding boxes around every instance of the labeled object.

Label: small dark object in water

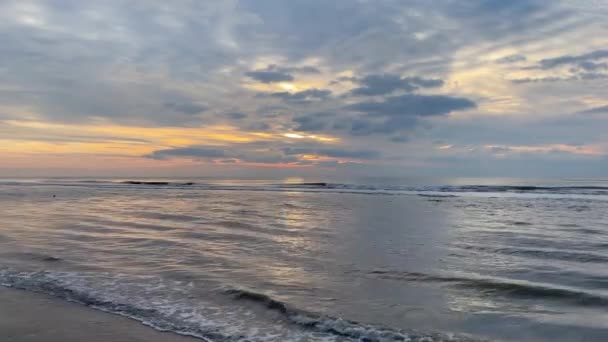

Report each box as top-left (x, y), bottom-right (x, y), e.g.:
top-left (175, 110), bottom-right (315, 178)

top-left (123, 181), bottom-right (170, 185)
top-left (42, 256), bottom-right (61, 262)
top-left (300, 182), bottom-right (328, 187)
top-left (52, 195), bottom-right (56, 198)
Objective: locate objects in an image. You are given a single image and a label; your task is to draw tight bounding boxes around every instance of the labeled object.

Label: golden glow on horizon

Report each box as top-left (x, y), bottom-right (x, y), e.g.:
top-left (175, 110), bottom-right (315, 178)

top-left (0, 119), bottom-right (343, 169)
top-left (1, 120), bottom-right (268, 155)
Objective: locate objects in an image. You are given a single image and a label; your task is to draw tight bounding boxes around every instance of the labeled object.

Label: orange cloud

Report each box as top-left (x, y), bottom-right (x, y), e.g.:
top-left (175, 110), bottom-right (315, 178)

top-left (0, 119), bottom-right (342, 170)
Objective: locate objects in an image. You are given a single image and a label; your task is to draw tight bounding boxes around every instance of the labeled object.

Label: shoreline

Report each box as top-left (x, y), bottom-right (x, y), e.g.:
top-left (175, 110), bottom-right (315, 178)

top-left (0, 286), bottom-right (201, 342)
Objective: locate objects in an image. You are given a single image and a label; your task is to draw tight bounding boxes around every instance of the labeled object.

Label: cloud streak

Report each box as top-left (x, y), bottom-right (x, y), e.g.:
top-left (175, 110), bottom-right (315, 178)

top-left (539, 49), bottom-right (608, 69)
top-left (350, 74), bottom-right (444, 96)
top-left (245, 64), bottom-right (320, 83)
top-left (144, 144), bottom-right (381, 166)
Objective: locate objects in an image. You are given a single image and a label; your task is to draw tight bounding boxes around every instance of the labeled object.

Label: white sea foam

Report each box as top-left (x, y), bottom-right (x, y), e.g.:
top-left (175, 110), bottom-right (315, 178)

top-left (0, 270), bottom-right (481, 342)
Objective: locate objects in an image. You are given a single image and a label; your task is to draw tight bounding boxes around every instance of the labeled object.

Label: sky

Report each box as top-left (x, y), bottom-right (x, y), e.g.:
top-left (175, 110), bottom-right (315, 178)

top-left (1, 0), bottom-right (608, 178)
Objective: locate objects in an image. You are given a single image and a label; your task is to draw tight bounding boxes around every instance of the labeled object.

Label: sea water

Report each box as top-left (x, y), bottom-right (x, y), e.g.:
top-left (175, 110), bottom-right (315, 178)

top-left (1, 178), bottom-right (607, 341)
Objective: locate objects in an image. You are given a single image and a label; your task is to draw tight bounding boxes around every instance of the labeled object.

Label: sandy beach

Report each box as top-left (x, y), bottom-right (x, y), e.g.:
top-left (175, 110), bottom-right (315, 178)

top-left (0, 287), bottom-right (200, 342)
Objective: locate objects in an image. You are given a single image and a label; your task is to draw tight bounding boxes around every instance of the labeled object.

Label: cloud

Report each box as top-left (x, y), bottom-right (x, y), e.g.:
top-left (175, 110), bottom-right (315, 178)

top-left (290, 93), bottom-right (476, 140)
top-left (144, 143), bottom-right (380, 165)
top-left (350, 74), bottom-right (444, 96)
top-left (164, 102), bottom-right (207, 115)
top-left (225, 112), bottom-right (247, 120)
top-left (347, 94), bottom-right (476, 117)
top-left (245, 70), bottom-right (294, 83)
top-left (263, 89), bottom-right (332, 103)
top-left (145, 147), bottom-right (226, 160)
top-left (283, 147), bottom-right (381, 160)
top-left (237, 154), bottom-right (299, 164)
top-left (510, 48), bottom-right (608, 85)
top-left (1, 0), bottom-right (607, 177)
top-left (538, 49), bottom-right (608, 69)
top-left (390, 135), bottom-right (409, 143)
top-left (282, 66), bottom-right (321, 74)
top-left (340, 94), bottom-right (476, 138)
top-left (579, 105), bottom-right (608, 115)
top-left (247, 122), bottom-right (272, 131)
top-left (496, 54), bottom-right (527, 64)
top-left (245, 64), bottom-right (320, 83)
top-left (511, 73), bottom-right (608, 83)
top-left (293, 112), bottom-right (334, 132)
top-left (576, 61), bottom-right (608, 71)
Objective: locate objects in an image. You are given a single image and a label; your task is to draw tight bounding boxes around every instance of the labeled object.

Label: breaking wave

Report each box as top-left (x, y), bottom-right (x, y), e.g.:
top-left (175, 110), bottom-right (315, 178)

top-left (0, 270), bottom-right (482, 342)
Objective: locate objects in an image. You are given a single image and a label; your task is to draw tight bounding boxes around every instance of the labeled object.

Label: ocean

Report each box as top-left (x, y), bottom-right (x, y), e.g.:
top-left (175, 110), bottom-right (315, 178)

top-left (1, 178), bottom-right (607, 341)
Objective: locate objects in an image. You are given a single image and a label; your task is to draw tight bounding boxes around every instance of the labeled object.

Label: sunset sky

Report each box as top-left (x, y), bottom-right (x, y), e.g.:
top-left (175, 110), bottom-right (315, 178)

top-left (1, 0), bottom-right (607, 177)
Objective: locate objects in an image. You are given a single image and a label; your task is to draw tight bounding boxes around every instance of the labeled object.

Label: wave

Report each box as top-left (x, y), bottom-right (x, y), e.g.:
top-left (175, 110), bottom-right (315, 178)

top-left (122, 181), bottom-right (195, 186)
top-left (224, 288), bottom-right (481, 341)
top-left (2, 179), bottom-right (608, 200)
top-left (436, 185), bottom-right (608, 192)
top-left (455, 244), bottom-right (608, 263)
top-left (418, 194), bottom-right (459, 198)
top-left (0, 269), bottom-right (482, 342)
top-left (364, 270), bottom-right (608, 307)
top-left (278, 182), bottom-right (329, 188)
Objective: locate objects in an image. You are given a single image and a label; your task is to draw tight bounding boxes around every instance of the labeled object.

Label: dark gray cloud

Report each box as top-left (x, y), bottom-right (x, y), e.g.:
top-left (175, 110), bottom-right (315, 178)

top-left (579, 105), bottom-right (608, 115)
top-left (293, 112), bottom-right (334, 132)
top-left (337, 94), bottom-right (476, 138)
top-left (347, 94), bottom-right (476, 117)
top-left (247, 122), bottom-right (272, 131)
top-left (350, 74), bottom-right (444, 96)
top-left (263, 89), bottom-right (332, 103)
top-left (539, 49), bottom-right (608, 69)
top-left (289, 94), bottom-right (476, 139)
top-left (293, 117), bottom-right (325, 132)
top-left (164, 102), bottom-right (207, 115)
top-left (245, 64), bottom-right (320, 83)
top-left (245, 69), bottom-right (294, 84)
top-left (514, 48), bottom-right (608, 84)
top-left (348, 117), bottom-right (420, 136)
top-left (283, 66), bottom-right (321, 74)
top-left (225, 112), bottom-right (247, 120)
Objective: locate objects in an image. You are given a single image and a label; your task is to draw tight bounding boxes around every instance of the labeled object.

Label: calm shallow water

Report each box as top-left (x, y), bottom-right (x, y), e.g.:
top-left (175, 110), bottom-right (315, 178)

top-left (1, 178), bottom-right (607, 341)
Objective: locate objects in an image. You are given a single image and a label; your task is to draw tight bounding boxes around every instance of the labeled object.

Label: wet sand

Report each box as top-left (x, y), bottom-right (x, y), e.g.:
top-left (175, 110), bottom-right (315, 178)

top-left (0, 287), bottom-right (201, 342)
